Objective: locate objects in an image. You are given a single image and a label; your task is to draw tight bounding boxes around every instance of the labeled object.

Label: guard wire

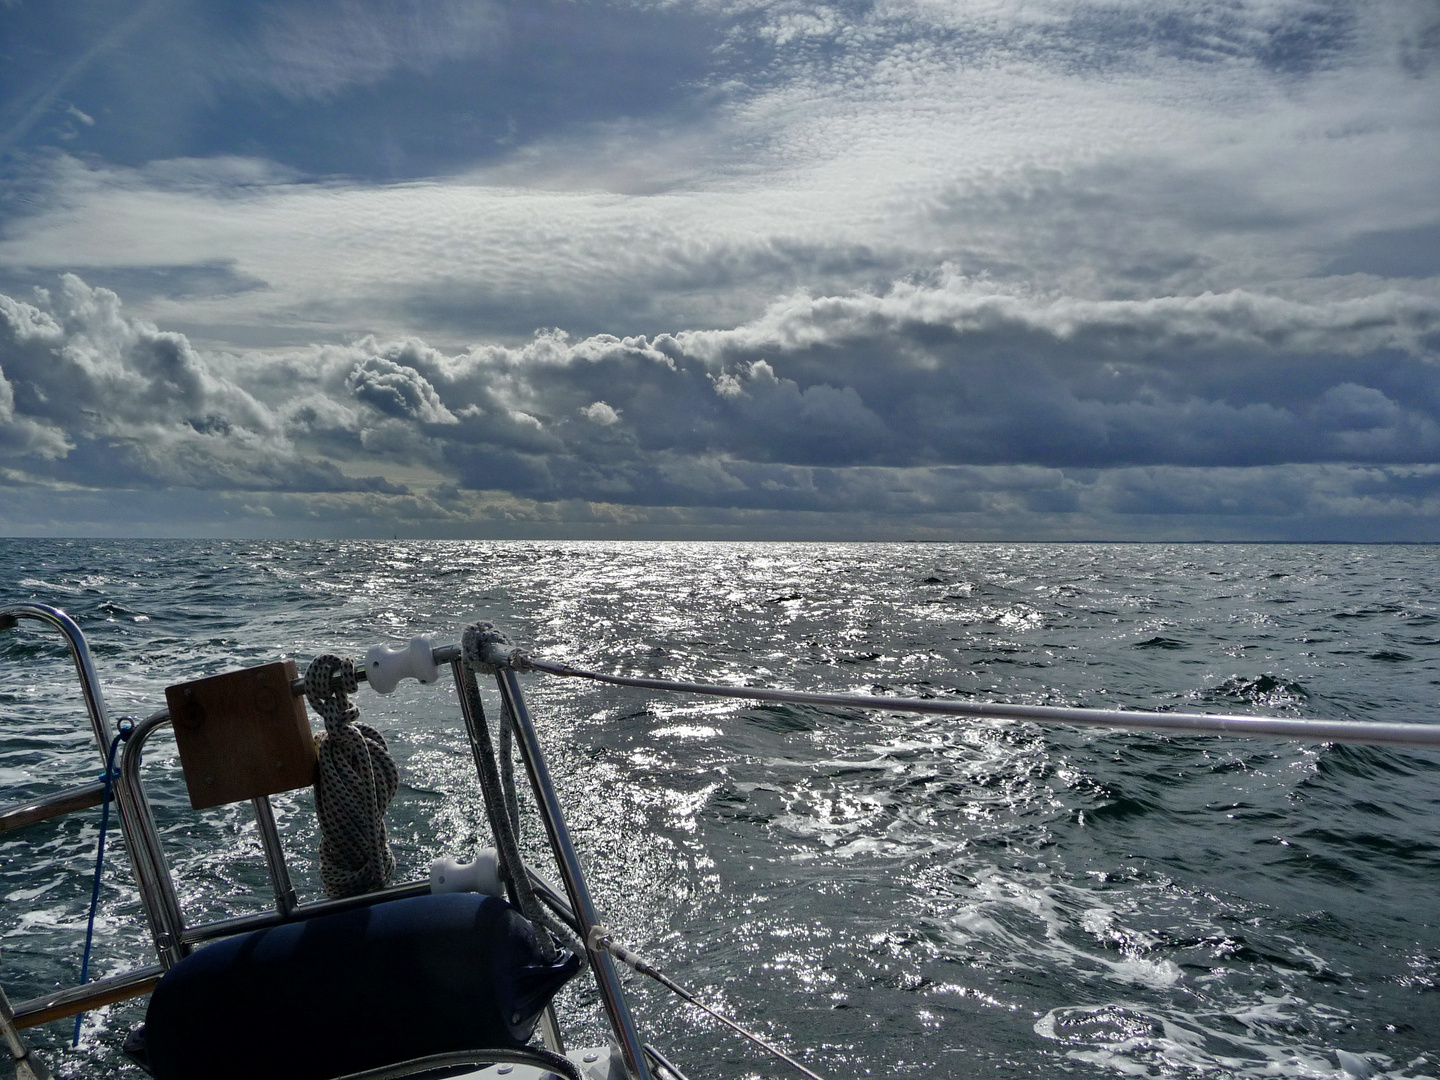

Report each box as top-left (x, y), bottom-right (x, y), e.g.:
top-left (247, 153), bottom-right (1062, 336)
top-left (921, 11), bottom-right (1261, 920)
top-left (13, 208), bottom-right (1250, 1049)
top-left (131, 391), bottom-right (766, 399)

top-left (520, 657), bottom-right (1440, 749)
top-left (588, 927), bottom-right (828, 1080)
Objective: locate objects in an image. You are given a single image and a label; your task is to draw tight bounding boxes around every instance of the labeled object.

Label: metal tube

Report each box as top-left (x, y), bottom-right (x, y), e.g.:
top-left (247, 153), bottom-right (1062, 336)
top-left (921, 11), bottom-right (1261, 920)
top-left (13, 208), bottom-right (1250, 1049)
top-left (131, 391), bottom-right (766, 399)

top-left (119, 710), bottom-right (190, 966)
top-left (0, 983), bottom-right (30, 1058)
top-left (527, 868), bottom-right (581, 933)
top-left (449, 661), bottom-right (555, 954)
top-left (523, 658), bottom-right (1440, 750)
top-left (179, 880), bottom-right (431, 945)
top-left (0, 782), bottom-right (106, 833)
top-left (539, 1005), bottom-right (567, 1056)
top-left (498, 703), bottom-right (560, 1055)
top-left (331, 1045), bottom-right (583, 1080)
top-left (1, 982), bottom-right (57, 1080)
top-left (0, 605), bottom-right (115, 754)
top-left (452, 660), bottom-right (570, 1055)
top-left (493, 667), bottom-right (653, 1080)
top-left (0, 606), bottom-right (183, 968)
top-left (643, 1043), bottom-right (694, 1080)
top-left (10, 966), bottom-right (163, 1030)
top-left (251, 796), bottom-right (299, 916)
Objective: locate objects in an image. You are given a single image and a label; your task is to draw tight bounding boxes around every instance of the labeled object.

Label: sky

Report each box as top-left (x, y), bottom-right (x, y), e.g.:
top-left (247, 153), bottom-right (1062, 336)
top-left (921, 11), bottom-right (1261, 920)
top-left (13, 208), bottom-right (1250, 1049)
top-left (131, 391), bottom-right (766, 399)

top-left (1, 0), bottom-right (1438, 540)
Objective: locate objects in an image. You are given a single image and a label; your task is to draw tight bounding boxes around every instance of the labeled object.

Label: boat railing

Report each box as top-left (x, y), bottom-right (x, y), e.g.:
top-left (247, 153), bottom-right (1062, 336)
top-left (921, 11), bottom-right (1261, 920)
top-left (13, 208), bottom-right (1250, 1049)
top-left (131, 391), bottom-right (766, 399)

top-left (0, 606), bottom-right (657, 1080)
top-left (518, 653), bottom-right (1440, 749)
top-left (0, 606), bottom-right (177, 1024)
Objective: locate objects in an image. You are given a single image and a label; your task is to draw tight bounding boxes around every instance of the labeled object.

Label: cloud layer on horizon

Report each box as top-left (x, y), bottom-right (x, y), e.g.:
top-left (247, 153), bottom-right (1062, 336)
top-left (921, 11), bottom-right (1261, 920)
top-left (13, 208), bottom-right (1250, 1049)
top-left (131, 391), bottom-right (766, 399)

top-left (3, 273), bottom-right (1437, 538)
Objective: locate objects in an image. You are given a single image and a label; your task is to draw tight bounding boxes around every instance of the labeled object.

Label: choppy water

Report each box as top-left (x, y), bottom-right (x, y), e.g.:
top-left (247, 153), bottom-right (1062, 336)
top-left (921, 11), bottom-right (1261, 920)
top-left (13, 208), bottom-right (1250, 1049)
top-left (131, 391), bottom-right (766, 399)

top-left (2, 540), bottom-right (1438, 1079)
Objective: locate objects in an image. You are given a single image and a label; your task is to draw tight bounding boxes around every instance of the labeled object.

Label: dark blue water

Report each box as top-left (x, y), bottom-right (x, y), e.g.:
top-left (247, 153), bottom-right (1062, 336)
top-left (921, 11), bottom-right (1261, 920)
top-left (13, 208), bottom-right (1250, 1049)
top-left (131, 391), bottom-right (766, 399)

top-left (2, 540), bottom-right (1438, 1078)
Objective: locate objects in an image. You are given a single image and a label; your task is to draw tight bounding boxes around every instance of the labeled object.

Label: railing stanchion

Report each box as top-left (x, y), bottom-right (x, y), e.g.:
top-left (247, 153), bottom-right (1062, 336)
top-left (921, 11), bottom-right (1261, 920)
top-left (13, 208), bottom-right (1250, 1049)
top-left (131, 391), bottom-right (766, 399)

top-left (491, 665), bottom-right (654, 1080)
top-left (252, 795), bottom-right (299, 916)
top-left (119, 710), bottom-right (188, 965)
top-left (1, 605), bottom-right (184, 967)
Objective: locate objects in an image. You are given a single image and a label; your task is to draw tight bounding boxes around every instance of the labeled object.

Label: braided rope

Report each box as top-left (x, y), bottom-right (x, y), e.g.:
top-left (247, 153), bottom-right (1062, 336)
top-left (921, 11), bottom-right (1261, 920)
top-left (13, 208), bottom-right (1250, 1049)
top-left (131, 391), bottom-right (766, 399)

top-left (534, 907), bottom-right (589, 971)
top-left (306, 654), bottom-right (398, 899)
top-left (459, 623), bottom-right (556, 958)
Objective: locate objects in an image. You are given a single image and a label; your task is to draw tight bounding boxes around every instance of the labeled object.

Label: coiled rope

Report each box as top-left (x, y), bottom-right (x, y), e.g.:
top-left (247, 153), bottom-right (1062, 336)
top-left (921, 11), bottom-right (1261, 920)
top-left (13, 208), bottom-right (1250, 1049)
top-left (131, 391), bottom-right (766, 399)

top-left (306, 655), bottom-right (397, 899)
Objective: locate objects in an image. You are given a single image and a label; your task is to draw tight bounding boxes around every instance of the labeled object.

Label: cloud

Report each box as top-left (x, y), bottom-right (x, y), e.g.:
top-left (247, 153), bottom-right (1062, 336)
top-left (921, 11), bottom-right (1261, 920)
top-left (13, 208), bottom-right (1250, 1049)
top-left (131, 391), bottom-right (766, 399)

top-left (0, 274), bottom-right (270, 431)
top-left (346, 355), bottom-right (457, 423)
top-left (1, 1), bottom-right (1438, 537)
top-left (0, 276), bottom-right (404, 494)
top-left (0, 360), bottom-right (70, 459)
top-left (0, 0), bottom-right (723, 178)
top-left (582, 401), bottom-right (620, 426)
top-left (245, 0), bottom-right (503, 101)
top-left (3, 1), bottom-right (1436, 348)
top-left (8, 271), bottom-right (1437, 537)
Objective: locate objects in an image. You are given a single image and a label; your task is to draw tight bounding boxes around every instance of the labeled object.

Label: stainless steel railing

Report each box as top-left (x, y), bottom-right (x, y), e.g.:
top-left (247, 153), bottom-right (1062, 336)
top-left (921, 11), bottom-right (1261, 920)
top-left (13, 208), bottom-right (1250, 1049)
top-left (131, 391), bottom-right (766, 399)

top-left (493, 664), bottom-right (653, 1080)
top-left (519, 654), bottom-right (1440, 749)
top-left (0, 609), bottom-right (659, 1080)
top-left (1, 605), bottom-right (180, 965)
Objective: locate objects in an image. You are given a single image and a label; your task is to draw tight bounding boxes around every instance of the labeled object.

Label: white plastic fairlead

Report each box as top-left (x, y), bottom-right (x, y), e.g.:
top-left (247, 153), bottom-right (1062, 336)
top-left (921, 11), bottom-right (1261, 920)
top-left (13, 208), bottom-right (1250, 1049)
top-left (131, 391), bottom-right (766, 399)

top-left (365, 635), bottom-right (440, 694)
top-left (429, 849), bottom-right (503, 897)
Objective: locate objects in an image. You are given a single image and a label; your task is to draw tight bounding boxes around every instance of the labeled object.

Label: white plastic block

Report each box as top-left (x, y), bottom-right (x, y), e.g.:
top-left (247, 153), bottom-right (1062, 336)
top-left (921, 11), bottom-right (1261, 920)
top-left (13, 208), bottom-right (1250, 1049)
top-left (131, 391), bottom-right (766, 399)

top-left (365, 635), bottom-right (440, 694)
top-left (429, 849), bottom-right (503, 897)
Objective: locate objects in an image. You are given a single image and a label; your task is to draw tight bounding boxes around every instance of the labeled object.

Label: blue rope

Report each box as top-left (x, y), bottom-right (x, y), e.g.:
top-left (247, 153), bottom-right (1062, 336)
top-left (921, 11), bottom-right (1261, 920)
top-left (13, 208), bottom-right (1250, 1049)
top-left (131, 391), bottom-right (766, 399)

top-left (72, 718), bottom-right (132, 1047)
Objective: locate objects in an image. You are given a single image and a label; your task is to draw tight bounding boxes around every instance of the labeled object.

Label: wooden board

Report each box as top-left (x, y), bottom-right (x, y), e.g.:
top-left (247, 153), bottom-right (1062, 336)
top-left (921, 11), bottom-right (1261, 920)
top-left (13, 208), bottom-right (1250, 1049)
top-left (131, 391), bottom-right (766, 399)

top-left (165, 660), bottom-right (317, 810)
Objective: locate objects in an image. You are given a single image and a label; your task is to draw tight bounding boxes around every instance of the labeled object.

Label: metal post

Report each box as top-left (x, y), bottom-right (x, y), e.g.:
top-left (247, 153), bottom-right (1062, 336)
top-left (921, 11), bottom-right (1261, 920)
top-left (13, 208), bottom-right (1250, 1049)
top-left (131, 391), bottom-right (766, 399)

top-left (493, 666), bottom-right (653, 1080)
top-left (449, 661), bottom-right (554, 945)
top-left (1, 782), bottom-right (106, 833)
top-left (252, 796), bottom-right (299, 916)
top-left (10, 966), bottom-right (163, 1030)
top-left (0, 605), bottom-right (115, 753)
top-left (119, 711), bottom-right (189, 966)
top-left (1, 606), bottom-right (182, 967)
top-left (0, 983), bottom-right (55, 1080)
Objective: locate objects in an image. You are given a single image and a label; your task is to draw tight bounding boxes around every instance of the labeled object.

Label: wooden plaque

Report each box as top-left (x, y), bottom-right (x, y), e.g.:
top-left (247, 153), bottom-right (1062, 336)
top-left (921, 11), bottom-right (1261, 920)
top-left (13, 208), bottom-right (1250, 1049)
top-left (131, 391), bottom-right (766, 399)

top-left (165, 660), bottom-right (317, 810)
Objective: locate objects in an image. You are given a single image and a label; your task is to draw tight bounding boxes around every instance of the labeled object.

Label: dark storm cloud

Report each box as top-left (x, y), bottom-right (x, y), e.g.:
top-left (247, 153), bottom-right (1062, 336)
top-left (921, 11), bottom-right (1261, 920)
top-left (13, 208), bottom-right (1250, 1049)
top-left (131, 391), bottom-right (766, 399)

top-left (0, 276), bottom-right (403, 493)
top-left (431, 286), bottom-right (1440, 486)
top-left (9, 273), bottom-right (1435, 538)
top-left (0, 274), bottom-right (272, 431)
top-left (0, 361), bottom-right (68, 459)
top-left (346, 356), bottom-right (456, 423)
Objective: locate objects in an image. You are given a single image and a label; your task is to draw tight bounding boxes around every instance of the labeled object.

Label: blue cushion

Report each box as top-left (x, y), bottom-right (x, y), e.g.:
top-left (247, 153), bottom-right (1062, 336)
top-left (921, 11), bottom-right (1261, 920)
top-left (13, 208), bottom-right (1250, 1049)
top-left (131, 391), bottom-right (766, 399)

top-left (141, 893), bottom-right (579, 1080)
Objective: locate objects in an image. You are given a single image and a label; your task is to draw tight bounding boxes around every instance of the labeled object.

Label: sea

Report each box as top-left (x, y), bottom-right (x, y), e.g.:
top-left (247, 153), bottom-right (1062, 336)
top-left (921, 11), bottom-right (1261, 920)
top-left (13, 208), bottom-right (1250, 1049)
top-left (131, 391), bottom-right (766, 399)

top-left (1, 539), bottom-right (1437, 1079)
